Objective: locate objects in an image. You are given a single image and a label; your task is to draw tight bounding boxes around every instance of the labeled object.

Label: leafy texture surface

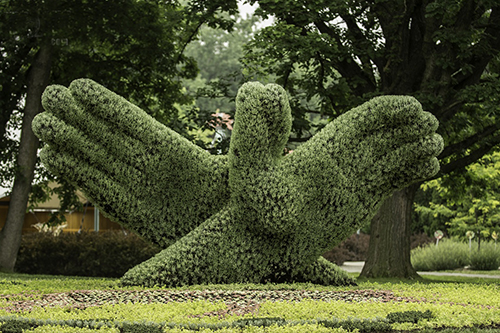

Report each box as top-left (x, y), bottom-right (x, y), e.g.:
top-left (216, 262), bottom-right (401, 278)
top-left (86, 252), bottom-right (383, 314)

top-left (32, 79), bottom-right (443, 287)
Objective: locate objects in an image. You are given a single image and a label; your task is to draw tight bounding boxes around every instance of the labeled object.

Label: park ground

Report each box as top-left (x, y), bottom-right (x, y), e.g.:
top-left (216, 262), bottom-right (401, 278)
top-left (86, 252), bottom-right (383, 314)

top-left (1, 267), bottom-right (500, 332)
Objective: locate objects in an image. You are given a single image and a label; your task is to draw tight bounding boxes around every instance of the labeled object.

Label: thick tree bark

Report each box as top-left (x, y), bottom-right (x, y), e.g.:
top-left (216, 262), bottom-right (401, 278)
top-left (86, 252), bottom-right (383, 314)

top-left (360, 183), bottom-right (420, 279)
top-left (0, 44), bottom-right (51, 272)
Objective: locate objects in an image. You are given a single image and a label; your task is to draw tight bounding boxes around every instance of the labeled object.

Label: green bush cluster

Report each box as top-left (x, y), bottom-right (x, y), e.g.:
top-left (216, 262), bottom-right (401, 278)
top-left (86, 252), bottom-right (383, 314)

top-left (33, 79), bottom-right (443, 287)
top-left (411, 238), bottom-right (500, 271)
top-left (15, 231), bottom-right (160, 277)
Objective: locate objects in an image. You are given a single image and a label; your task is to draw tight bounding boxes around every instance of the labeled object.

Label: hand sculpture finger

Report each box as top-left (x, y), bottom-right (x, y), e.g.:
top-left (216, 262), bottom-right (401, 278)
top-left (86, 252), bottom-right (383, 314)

top-left (228, 82), bottom-right (301, 235)
top-left (33, 79), bottom-right (230, 247)
top-left (33, 113), bottom-right (145, 189)
top-left (352, 133), bottom-right (443, 186)
top-left (39, 148), bottom-right (173, 247)
top-left (229, 82), bottom-right (292, 166)
top-left (38, 85), bottom-right (163, 177)
top-left (279, 95), bottom-right (443, 252)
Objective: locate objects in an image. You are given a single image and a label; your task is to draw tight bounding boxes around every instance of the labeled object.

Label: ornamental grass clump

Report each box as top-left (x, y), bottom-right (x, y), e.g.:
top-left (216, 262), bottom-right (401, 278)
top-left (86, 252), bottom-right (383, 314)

top-left (32, 79), bottom-right (443, 287)
top-left (469, 242), bottom-right (500, 271)
top-left (411, 238), bottom-right (469, 271)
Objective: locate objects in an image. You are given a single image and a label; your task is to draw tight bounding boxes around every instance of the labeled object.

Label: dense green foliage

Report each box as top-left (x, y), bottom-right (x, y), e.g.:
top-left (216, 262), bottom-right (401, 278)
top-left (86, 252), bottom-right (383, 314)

top-left (415, 151), bottom-right (500, 243)
top-left (14, 232), bottom-right (160, 277)
top-left (1, 0), bottom-right (235, 195)
top-left (33, 79), bottom-right (442, 287)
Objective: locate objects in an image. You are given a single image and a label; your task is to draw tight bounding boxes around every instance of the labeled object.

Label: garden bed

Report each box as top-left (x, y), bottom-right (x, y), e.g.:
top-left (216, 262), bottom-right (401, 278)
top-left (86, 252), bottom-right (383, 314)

top-left (1, 272), bottom-right (500, 332)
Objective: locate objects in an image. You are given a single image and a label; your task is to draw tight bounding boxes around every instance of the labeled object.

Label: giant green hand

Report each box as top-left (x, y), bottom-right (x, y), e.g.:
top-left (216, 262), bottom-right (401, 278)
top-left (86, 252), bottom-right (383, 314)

top-left (32, 79), bottom-right (443, 287)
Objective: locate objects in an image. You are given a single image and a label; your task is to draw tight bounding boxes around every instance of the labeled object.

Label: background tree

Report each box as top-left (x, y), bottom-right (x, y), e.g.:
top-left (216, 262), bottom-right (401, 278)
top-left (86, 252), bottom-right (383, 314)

top-left (244, 0), bottom-right (500, 278)
top-left (181, 15), bottom-right (260, 153)
top-left (0, 0), bottom-right (238, 272)
top-left (416, 150), bottom-right (500, 250)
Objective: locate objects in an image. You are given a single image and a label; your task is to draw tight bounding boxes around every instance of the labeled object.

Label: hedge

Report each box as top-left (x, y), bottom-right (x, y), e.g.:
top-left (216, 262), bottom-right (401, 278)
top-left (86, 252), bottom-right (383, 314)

top-left (15, 231), bottom-right (160, 277)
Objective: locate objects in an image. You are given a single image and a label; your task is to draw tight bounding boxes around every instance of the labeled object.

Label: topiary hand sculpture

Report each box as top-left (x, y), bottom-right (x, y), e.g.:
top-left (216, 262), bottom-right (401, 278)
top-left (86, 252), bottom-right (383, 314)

top-left (32, 79), bottom-right (443, 287)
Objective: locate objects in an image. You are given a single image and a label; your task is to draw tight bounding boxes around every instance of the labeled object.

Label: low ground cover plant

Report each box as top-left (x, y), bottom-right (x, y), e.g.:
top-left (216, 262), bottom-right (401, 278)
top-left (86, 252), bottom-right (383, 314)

top-left (411, 238), bottom-right (500, 271)
top-left (1, 272), bottom-right (499, 332)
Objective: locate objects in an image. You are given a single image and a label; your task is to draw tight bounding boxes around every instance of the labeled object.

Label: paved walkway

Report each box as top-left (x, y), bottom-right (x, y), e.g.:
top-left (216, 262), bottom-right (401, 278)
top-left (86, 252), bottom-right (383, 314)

top-left (339, 261), bottom-right (500, 279)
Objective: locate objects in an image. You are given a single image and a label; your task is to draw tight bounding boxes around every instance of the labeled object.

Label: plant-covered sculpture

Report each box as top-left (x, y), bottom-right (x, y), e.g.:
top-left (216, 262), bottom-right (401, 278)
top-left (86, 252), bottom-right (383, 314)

top-left (32, 79), bottom-right (443, 287)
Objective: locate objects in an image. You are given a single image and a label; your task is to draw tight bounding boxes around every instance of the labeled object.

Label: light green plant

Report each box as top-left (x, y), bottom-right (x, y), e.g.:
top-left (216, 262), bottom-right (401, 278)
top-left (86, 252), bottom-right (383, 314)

top-left (416, 151), bottom-right (500, 248)
top-left (26, 325), bottom-right (119, 333)
top-left (412, 238), bottom-right (500, 271)
top-left (32, 79), bottom-right (442, 287)
top-left (411, 238), bottom-right (470, 271)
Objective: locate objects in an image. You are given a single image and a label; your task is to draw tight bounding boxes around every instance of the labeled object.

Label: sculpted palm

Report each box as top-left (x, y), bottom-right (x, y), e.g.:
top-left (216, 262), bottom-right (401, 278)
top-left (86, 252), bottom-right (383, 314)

top-left (33, 79), bottom-right (442, 287)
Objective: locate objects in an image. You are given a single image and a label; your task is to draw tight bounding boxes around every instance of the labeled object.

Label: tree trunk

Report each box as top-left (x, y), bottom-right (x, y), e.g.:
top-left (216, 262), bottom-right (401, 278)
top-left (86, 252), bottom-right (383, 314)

top-left (0, 44), bottom-right (51, 272)
top-left (360, 183), bottom-right (420, 279)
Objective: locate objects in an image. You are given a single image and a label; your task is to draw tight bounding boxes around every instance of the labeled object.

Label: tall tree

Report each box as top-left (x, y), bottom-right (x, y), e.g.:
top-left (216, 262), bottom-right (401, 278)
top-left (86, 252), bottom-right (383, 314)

top-left (244, 0), bottom-right (500, 277)
top-left (0, 0), bottom-right (237, 271)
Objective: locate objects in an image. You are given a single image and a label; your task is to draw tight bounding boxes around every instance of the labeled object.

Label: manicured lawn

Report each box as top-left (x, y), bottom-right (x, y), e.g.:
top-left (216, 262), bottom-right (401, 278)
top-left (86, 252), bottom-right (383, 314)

top-left (1, 272), bottom-right (499, 332)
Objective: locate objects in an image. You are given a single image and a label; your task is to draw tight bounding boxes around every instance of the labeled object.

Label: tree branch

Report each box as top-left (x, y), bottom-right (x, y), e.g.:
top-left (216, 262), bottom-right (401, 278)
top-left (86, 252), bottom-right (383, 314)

top-left (438, 124), bottom-right (500, 159)
top-left (339, 13), bottom-right (379, 86)
top-left (437, 133), bottom-right (500, 177)
top-left (312, 20), bottom-right (375, 95)
top-left (454, 6), bottom-right (500, 91)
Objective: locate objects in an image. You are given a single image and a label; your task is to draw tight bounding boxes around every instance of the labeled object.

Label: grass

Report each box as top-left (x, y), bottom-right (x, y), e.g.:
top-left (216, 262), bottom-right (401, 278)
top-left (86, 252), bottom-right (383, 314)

top-left (1, 271), bottom-right (500, 332)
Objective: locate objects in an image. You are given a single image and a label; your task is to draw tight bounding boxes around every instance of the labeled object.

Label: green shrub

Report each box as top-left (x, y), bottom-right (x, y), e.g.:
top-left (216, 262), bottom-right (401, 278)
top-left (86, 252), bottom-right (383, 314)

top-left (411, 238), bottom-right (469, 271)
top-left (118, 321), bottom-right (163, 333)
top-left (15, 231), bottom-right (160, 277)
top-left (386, 310), bottom-right (434, 324)
top-left (469, 242), bottom-right (500, 270)
top-left (0, 318), bottom-right (38, 333)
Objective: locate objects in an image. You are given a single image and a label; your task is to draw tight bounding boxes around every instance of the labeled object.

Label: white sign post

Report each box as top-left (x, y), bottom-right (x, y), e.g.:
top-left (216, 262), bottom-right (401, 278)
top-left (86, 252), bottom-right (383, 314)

top-left (434, 230), bottom-right (443, 247)
top-left (466, 231), bottom-right (475, 251)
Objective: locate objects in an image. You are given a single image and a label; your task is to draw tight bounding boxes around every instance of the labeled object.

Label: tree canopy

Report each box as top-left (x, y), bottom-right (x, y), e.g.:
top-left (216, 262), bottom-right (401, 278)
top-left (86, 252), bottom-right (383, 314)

top-left (245, 0), bottom-right (500, 170)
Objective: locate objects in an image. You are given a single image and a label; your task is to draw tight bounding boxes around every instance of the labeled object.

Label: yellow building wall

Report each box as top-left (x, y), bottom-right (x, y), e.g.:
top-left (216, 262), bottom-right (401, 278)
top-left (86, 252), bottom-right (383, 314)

top-left (0, 184), bottom-right (126, 234)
